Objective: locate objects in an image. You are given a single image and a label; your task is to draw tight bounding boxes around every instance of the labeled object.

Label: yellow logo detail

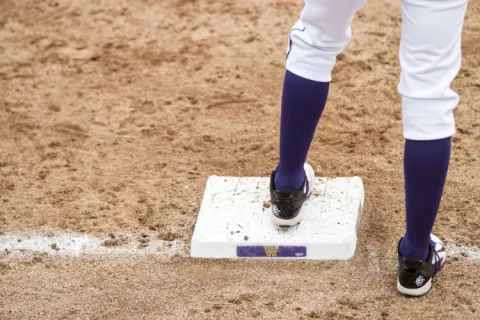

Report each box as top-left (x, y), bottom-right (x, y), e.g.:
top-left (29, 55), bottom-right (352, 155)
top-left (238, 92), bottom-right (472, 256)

top-left (264, 246), bottom-right (280, 257)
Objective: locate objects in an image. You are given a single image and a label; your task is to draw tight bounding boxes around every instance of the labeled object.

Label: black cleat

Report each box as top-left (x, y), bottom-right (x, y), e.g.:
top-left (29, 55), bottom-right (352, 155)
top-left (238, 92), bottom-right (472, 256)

top-left (269, 163), bottom-right (315, 227)
top-left (397, 234), bottom-right (446, 296)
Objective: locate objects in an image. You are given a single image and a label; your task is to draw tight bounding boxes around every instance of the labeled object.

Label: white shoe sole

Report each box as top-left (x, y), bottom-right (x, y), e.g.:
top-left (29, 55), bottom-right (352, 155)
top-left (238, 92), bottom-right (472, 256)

top-left (271, 163), bottom-right (315, 227)
top-left (271, 210), bottom-right (304, 227)
top-left (397, 279), bottom-right (432, 297)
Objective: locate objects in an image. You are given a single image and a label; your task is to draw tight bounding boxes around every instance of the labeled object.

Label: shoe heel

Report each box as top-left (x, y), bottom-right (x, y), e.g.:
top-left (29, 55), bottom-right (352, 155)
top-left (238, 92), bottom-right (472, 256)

top-left (397, 279), bottom-right (432, 297)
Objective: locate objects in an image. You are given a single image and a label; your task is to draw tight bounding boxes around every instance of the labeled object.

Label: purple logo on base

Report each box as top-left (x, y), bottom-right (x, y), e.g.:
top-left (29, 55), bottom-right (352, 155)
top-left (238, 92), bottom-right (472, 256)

top-left (237, 246), bottom-right (307, 258)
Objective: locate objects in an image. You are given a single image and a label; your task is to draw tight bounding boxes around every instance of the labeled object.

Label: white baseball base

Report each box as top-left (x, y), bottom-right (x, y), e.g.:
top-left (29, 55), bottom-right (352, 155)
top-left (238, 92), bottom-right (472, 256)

top-left (191, 176), bottom-right (364, 260)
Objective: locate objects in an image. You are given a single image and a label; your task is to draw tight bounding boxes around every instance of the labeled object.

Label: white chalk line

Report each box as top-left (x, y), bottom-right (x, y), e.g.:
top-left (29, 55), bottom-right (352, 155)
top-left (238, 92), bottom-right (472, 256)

top-left (445, 242), bottom-right (480, 261)
top-left (0, 233), bottom-right (186, 261)
top-left (366, 244), bottom-right (381, 273)
top-left (364, 242), bottom-right (480, 268)
top-left (1, 234), bottom-right (479, 262)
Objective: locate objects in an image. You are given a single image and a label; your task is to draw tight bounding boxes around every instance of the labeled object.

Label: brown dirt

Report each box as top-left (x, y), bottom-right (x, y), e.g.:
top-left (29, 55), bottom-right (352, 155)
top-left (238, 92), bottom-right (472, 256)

top-left (1, 0), bottom-right (480, 319)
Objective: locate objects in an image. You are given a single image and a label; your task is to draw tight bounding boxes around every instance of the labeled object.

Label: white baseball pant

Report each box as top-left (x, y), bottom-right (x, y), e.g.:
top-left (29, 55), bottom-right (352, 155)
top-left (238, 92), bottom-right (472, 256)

top-left (285, 0), bottom-right (468, 140)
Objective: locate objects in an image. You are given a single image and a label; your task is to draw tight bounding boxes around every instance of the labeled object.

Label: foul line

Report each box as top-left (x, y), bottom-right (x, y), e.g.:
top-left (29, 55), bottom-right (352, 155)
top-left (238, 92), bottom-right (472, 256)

top-left (1, 234), bottom-right (479, 262)
top-left (366, 244), bottom-right (381, 273)
top-left (0, 233), bottom-right (185, 260)
top-left (446, 242), bottom-right (480, 261)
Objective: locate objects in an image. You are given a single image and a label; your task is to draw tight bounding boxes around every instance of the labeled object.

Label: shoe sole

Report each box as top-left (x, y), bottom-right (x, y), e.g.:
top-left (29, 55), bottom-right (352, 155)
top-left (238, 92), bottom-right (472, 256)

top-left (397, 279), bottom-right (432, 297)
top-left (271, 163), bottom-right (315, 227)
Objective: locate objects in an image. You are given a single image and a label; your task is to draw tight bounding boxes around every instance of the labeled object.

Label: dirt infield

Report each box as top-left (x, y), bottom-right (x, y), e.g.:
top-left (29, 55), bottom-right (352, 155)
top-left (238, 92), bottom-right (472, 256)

top-left (1, 0), bottom-right (480, 319)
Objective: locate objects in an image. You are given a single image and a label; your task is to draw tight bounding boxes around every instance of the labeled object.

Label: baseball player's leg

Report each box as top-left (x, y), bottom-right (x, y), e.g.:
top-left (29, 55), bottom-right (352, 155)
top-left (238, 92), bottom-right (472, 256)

top-left (397, 0), bottom-right (468, 296)
top-left (271, 0), bottom-right (367, 226)
top-left (285, 0), bottom-right (368, 82)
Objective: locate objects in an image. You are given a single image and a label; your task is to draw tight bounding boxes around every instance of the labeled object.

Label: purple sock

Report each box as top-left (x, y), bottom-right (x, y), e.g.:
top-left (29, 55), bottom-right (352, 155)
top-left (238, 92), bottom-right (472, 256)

top-left (400, 137), bottom-right (451, 261)
top-left (274, 71), bottom-right (329, 190)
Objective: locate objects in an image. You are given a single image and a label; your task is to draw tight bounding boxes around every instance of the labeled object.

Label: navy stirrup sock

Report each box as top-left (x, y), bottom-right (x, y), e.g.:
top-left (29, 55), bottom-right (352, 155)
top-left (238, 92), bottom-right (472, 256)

top-left (275, 71), bottom-right (329, 190)
top-left (400, 137), bottom-right (451, 261)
